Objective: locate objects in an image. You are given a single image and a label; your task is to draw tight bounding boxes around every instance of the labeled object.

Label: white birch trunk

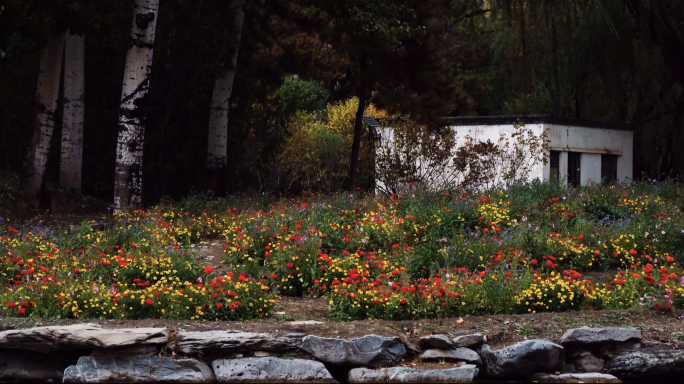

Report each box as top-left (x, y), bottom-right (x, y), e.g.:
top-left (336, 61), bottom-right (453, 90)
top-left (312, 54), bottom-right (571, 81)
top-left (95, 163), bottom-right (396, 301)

top-left (20, 33), bottom-right (65, 198)
top-left (207, 0), bottom-right (246, 181)
top-left (114, 0), bottom-right (160, 211)
top-left (60, 31), bottom-right (85, 192)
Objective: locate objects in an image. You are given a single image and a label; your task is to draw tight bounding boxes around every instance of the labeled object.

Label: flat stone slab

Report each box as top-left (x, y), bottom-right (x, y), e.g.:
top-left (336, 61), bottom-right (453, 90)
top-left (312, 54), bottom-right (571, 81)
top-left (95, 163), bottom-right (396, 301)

top-left (452, 334), bottom-right (486, 348)
top-left (560, 328), bottom-right (642, 348)
top-left (212, 357), bottom-right (337, 383)
top-left (480, 339), bottom-right (565, 379)
top-left (348, 365), bottom-right (479, 383)
top-left (606, 349), bottom-right (684, 380)
top-left (0, 324), bottom-right (169, 352)
top-left (530, 372), bottom-right (622, 383)
top-left (62, 355), bottom-right (214, 383)
top-left (302, 335), bottom-right (406, 367)
top-left (419, 348), bottom-right (482, 364)
top-left (420, 334), bottom-right (453, 349)
top-left (178, 331), bottom-right (304, 355)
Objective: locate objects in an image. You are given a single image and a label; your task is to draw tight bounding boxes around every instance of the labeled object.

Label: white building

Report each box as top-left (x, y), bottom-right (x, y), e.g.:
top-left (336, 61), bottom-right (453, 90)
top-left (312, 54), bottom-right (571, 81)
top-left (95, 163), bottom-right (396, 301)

top-left (373, 115), bottom-right (633, 189)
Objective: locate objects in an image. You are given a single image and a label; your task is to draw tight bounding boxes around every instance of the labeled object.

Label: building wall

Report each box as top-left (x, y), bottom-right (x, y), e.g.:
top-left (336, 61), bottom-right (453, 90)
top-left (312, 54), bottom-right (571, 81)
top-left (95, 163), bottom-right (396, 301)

top-left (545, 124), bottom-right (633, 183)
top-left (376, 122), bottom-right (633, 192)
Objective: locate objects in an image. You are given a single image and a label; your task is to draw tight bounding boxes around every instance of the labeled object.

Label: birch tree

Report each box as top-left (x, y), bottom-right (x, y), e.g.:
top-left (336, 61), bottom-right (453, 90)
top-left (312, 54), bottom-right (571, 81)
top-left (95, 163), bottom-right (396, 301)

top-left (207, 0), bottom-right (246, 194)
top-left (114, 0), bottom-right (160, 211)
top-left (20, 33), bottom-right (65, 198)
top-left (60, 31), bottom-right (85, 192)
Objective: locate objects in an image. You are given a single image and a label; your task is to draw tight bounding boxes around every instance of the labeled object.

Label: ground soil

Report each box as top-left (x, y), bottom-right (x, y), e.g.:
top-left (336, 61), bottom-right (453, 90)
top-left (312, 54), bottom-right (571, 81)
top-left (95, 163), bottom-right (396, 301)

top-left (2, 302), bottom-right (683, 351)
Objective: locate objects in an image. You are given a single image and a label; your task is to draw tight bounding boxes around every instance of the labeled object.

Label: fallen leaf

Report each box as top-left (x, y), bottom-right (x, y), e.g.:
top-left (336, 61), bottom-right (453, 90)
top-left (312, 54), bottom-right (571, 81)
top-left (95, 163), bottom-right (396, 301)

top-left (457, 317), bottom-right (464, 323)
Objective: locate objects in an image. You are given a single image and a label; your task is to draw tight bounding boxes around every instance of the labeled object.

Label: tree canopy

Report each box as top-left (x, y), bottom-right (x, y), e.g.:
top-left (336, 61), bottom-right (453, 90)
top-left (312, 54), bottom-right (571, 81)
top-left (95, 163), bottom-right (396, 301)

top-left (1, 0), bottom-right (683, 203)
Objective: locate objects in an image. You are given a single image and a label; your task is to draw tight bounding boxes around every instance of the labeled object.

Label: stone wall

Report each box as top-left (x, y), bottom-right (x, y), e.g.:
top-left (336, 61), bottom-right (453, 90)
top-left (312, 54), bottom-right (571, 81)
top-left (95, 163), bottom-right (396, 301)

top-left (0, 323), bottom-right (681, 383)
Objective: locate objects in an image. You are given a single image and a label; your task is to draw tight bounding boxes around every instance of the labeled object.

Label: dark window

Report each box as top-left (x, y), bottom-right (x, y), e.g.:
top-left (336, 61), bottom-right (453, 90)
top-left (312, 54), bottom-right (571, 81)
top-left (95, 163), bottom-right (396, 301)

top-left (550, 151), bottom-right (560, 183)
top-left (601, 154), bottom-right (618, 184)
top-left (568, 152), bottom-right (581, 187)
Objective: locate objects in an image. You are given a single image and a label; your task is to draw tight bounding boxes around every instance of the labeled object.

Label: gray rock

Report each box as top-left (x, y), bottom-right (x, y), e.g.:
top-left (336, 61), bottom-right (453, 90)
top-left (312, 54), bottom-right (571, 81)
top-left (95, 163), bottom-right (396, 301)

top-left (348, 365), bottom-right (478, 383)
top-left (212, 357), bottom-right (337, 383)
top-left (479, 339), bottom-right (565, 378)
top-left (560, 328), bottom-right (642, 348)
top-left (0, 324), bottom-right (169, 352)
top-left (62, 355), bottom-right (214, 383)
top-left (606, 349), bottom-right (684, 380)
top-left (574, 353), bottom-right (605, 372)
top-left (529, 372), bottom-right (622, 383)
top-left (595, 341), bottom-right (641, 359)
top-left (561, 364), bottom-right (576, 374)
top-left (452, 333), bottom-right (486, 348)
top-left (178, 331), bottom-right (304, 356)
top-left (420, 334), bottom-right (453, 349)
top-left (419, 348), bottom-right (482, 364)
top-left (302, 335), bottom-right (406, 367)
top-left (404, 338), bottom-right (422, 354)
top-left (253, 351), bottom-right (281, 357)
top-left (0, 349), bottom-right (79, 381)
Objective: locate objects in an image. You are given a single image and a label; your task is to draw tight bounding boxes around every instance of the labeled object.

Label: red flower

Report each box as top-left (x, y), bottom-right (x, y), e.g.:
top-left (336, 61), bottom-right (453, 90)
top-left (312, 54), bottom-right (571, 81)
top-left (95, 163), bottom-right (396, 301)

top-left (162, 286), bottom-right (168, 291)
top-left (7, 302), bottom-right (16, 308)
top-left (73, 269), bottom-right (79, 273)
top-left (629, 249), bottom-right (637, 255)
top-left (229, 303), bottom-right (236, 309)
top-left (270, 274), bottom-right (277, 279)
top-left (154, 292), bottom-right (160, 297)
top-left (530, 259), bottom-right (538, 265)
top-left (264, 252), bottom-right (271, 258)
top-left (204, 266), bottom-right (214, 274)
top-left (19, 301), bottom-right (29, 308)
top-left (17, 308), bottom-right (25, 315)
top-left (145, 299), bottom-right (153, 306)
top-left (216, 303), bottom-right (223, 308)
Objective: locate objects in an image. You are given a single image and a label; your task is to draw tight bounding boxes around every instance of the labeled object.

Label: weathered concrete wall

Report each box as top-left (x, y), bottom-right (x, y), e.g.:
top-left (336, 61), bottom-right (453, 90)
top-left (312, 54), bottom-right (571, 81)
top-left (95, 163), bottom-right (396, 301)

top-left (545, 124), bottom-right (633, 183)
top-left (376, 122), bottom-right (633, 191)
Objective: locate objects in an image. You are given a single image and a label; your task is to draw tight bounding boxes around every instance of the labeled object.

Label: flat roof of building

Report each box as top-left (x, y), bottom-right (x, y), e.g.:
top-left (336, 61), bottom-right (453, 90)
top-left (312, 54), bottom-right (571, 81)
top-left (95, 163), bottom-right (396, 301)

top-left (443, 115), bottom-right (633, 131)
top-left (377, 115), bottom-right (633, 131)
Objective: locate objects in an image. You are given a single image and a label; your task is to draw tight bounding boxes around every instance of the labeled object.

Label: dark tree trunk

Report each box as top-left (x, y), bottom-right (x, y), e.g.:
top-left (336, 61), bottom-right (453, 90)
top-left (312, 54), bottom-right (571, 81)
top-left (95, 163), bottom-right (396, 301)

top-left (21, 33), bottom-right (65, 198)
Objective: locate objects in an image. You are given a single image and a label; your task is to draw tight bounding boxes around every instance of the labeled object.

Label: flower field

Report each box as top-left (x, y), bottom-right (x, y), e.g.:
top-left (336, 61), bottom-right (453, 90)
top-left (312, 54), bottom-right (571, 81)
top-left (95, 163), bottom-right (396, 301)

top-left (2, 181), bottom-right (684, 321)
